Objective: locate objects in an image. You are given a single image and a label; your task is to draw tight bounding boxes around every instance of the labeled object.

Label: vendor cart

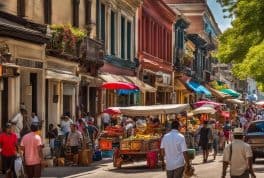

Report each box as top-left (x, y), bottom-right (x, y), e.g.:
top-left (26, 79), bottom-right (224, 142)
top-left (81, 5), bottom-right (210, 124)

top-left (112, 104), bottom-right (190, 168)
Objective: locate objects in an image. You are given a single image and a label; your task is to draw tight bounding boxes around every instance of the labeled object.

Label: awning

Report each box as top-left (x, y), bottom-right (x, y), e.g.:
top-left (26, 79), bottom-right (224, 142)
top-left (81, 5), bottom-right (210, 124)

top-left (46, 70), bottom-right (80, 82)
top-left (220, 89), bottom-right (240, 98)
top-left (119, 104), bottom-right (190, 116)
top-left (125, 76), bottom-right (156, 93)
top-left (99, 74), bottom-right (156, 93)
top-left (174, 79), bottom-right (187, 90)
top-left (205, 84), bottom-right (231, 99)
top-left (186, 81), bottom-right (211, 96)
top-left (81, 74), bottom-right (103, 86)
top-left (225, 99), bottom-right (244, 105)
top-left (99, 74), bottom-right (129, 83)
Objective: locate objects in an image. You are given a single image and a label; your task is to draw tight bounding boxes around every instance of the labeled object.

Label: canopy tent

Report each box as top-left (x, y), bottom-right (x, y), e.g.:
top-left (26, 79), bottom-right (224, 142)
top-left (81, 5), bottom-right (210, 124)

top-left (220, 89), bottom-right (240, 98)
top-left (186, 81), bottom-right (211, 96)
top-left (192, 106), bottom-right (216, 115)
top-left (225, 99), bottom-right (244, 105)
top-left (118, 104), bottom-right (190, 116)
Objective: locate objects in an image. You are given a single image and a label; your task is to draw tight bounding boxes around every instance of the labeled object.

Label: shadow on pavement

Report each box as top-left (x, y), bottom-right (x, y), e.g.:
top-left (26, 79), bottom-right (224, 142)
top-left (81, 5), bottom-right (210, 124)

top-left (108, 164), bottom-right (162, 174)
top-left (41, 159), bottom-right (113, 178)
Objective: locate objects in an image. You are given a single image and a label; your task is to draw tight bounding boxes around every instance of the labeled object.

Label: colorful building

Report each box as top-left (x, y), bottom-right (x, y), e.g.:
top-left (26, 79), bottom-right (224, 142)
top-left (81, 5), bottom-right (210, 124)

top-left (138, 0), bottom-right (176, 105)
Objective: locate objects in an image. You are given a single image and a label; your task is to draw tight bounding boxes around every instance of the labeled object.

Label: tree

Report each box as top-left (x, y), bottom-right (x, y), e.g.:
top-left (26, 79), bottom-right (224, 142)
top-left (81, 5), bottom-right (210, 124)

top-left (216, 0), bottom-right (264, 88)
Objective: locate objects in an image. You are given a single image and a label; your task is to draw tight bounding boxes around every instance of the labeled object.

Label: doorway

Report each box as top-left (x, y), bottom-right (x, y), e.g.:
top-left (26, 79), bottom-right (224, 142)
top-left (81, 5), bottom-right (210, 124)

top-left (30, 73), bottom-right (37, 113)
top-left (1, 78), bottom-right (8, 127)
top-left (89, 87), bottom-right (97, 115)
top-left (63, 95), bottom-right (72, 116)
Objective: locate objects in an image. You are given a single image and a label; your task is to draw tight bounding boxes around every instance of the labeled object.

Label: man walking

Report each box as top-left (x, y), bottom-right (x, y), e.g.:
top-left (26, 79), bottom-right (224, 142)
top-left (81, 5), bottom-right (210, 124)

top-left (160, 120), bottom-right (190, 178)
top-left (20, 124), bottom-right (43, 178)
top-left (222, 128), bottom-right (256, 178)
top-left (0, 123), bottom-right (18, 178)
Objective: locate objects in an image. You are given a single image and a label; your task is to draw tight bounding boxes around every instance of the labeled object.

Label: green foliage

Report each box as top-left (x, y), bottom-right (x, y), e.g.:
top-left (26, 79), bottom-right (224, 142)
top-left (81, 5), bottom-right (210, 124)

top-left (48, 24), bottom-right (87, 55)
top-left (216, 0), bottom-right (264, 90)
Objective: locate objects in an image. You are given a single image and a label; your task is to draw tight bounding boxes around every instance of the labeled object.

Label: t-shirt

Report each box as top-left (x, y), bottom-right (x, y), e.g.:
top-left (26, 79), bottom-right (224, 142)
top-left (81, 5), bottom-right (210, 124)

top-left (0, 132), bottom-right (17, 156)
top-left (20, 132), bottom-right (42, 166)
top-left (11, 112), bottom-right (23, 138)
top-left (223, 139), bottom-right (253, 176)
top-left (102, 113), bottom-right (110, 124)
top-left (160, 129), bottom-right (187, 170)
top-left (60, 119), bottom-right (73, 134)
top-left (67, 131), bottom-right (82, 146)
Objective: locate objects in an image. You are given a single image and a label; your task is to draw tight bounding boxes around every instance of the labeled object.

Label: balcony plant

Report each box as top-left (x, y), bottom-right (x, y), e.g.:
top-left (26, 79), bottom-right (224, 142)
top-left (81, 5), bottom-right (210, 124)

top-left (47, 24), bottom-right (86, 57)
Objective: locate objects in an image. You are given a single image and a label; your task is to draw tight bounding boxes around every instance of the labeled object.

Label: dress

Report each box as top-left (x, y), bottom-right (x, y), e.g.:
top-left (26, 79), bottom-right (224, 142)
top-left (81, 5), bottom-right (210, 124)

top-left (199, 127), bottom-right (210, 150)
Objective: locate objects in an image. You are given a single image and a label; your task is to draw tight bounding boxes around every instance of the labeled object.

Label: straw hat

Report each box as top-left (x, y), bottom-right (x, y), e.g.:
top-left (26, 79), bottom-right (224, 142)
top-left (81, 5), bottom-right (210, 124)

top-left (233, 128), bottom-right (244, 135)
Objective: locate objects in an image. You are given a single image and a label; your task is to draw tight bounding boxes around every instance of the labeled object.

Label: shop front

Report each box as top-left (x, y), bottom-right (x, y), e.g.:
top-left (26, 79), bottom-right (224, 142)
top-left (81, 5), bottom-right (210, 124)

top-left (45, 56), bottom-right (80, 127)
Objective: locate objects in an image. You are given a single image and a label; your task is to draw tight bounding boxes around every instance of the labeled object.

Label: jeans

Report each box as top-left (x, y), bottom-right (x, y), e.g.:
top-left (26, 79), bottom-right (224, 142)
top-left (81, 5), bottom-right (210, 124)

top-left (166, 166), bottom-right (185, 178)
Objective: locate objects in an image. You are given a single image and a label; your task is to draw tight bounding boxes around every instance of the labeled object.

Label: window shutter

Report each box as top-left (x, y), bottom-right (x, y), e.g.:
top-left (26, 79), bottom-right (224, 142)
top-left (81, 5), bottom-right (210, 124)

top-left (72, 0), bottom-right (80, 27)
top-left (44, 0), bottom-right (52, 24)
top-left (17, 0), bottom-right (25, 17)
top-left (121, 16), bottom-right (125, 59)
top-left (100, 4), bottom-right (105, 42)
top-left (110, 11), bottom-right (115, 55)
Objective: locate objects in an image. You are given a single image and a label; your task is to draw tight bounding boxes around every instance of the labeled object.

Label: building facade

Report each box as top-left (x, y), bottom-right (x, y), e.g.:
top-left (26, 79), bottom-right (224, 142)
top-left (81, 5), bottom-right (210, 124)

top-left (138, 0), bottom-right (176, 105)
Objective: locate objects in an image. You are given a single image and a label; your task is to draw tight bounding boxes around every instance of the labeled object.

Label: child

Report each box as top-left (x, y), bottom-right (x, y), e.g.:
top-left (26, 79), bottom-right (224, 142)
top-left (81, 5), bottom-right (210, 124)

top-left (48, 124), bottom-right (58, 157)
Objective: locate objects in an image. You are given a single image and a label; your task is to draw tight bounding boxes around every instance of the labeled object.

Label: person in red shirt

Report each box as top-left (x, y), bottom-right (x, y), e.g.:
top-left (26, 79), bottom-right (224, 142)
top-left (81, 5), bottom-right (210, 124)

top-left (0, 122), bottom-right (18, 178)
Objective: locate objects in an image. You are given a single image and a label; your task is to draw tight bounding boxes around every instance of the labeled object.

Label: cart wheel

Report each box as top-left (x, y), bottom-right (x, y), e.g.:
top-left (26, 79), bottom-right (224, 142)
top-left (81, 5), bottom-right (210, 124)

top-left (113, 148), bottom-right (122, 168)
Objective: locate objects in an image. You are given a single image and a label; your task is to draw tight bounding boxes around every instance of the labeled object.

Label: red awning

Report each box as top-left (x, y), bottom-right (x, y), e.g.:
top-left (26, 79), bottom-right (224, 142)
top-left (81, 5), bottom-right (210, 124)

top-left (101, 82), bottom-right (139, 90)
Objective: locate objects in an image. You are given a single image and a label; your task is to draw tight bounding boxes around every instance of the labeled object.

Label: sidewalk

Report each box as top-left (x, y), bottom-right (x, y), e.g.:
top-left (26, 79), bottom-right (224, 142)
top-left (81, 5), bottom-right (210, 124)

top-left (0, 158), bottom-right (112, 178)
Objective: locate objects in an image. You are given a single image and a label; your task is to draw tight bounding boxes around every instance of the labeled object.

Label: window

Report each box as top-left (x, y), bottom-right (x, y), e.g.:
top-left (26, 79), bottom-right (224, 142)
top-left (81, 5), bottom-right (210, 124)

top-left (121, 16), bottom-right (126, 59)
top-left (44, 0), bottom-right (52, 24)
top-left (100, 4), bottom-right (105, 42)
top-left (127, 21), bottom-right (131, 60)
top-left (72, 0), bottom-right (80, 27)
top-left (110, 11), bottom-right (116, 55)
top-left (85, 0), bottom-right (92, 25)
top-left (17, 0), bottom-right (25, 17)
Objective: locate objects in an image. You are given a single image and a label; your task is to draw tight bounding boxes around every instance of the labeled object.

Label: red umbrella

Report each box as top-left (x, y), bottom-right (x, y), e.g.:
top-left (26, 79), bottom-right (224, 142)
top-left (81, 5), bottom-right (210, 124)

top-left (194, 100), bottom-right (224, 108)
top-left (101, 82), bottom-right (139, 90)
top-left (103, 107), bottom-right (121, 115)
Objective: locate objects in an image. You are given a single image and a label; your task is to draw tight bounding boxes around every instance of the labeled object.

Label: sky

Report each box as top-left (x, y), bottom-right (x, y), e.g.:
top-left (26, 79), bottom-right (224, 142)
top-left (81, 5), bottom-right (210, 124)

top-left (207, 0), bottom-right (232, 32)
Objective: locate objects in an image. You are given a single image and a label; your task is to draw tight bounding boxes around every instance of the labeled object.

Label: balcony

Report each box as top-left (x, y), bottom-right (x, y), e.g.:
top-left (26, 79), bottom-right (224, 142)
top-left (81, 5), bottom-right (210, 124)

top-left (80, 37), bottom-right (104, 67)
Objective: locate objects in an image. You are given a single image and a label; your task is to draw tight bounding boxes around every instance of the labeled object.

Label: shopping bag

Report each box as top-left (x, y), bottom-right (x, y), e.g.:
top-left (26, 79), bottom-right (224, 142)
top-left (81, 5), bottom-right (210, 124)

top-left (14, 157), bottom-right (25, 178)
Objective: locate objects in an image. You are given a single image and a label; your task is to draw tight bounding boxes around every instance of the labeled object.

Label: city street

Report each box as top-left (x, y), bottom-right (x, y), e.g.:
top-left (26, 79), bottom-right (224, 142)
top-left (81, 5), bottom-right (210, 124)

top-left (38, 154), bottom-right (264, 178)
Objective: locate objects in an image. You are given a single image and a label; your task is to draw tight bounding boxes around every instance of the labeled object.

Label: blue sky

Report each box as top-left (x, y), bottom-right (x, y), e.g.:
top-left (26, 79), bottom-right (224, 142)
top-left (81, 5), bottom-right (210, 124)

top-left (207, 0), bottom-right (232, 32)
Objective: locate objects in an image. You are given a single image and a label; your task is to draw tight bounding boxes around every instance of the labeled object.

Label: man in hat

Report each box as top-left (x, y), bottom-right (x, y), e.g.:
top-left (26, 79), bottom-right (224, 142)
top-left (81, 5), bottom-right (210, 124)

top-left (0, 123), bottom-right (18, 178)
top-left (222, 128), bottom-right (256, 178)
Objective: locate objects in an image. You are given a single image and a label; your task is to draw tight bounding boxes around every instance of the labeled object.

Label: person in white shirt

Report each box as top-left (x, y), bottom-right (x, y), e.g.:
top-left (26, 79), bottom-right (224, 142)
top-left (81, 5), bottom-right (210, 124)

top-left (101, 113), bottom-right (111, 129)
top-left (160, 120), bottom-right (190, 178)
top-left (60, 116), bottom-right (73, 138)
top-left (10, 108), bottom-right (26, 139)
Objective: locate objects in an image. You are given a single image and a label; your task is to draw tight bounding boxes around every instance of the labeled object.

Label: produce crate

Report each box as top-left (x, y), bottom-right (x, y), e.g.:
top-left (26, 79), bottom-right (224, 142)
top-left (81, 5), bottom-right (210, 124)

top-left (102, 150), bottom-right (114, 158)
top-left (120, 140), bottom-right (131, 151)
top-left (99, 138), bottom-right (113, 151)
top-left (131, 140), bottom-right (143, 151)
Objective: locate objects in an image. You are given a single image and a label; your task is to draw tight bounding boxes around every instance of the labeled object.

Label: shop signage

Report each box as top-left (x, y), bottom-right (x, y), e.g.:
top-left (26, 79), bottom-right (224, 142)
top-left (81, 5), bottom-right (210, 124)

top-left (15, 58), bottom-right (43, 69)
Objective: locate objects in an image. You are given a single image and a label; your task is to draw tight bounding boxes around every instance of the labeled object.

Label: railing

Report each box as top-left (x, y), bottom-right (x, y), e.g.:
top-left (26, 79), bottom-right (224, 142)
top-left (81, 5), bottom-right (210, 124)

top-left (81, 37), bottom-right (105, 62)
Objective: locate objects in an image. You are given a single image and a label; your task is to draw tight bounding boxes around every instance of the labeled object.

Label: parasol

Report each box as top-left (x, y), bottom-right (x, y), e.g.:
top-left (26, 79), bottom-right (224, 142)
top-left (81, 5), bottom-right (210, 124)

top-left (256, 101), bottom-right (264, 108)
top-left (192, 106), bottom-right (216, 115)
top-left (102, 107), bottom-right (121, 115)
top-left (101, 82), bottom-right (139, 90)
top-left (194, 100), bottom-right (224, 108)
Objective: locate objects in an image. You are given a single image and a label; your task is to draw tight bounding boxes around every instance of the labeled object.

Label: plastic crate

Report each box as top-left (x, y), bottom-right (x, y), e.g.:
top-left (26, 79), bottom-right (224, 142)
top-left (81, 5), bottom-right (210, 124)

top-left (102, 150), bottom-right (114, 158)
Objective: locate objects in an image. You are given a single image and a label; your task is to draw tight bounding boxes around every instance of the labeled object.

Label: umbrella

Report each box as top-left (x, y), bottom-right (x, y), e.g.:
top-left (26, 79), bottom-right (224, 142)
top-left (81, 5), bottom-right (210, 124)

top-left (220, 89), bottom-right (240, 98)
top-left (192, 106), bottom-right (216, 115)
top-left (225, 99), bottom-right (244, 105)
top-left (256, 101), bottom-right (264, 108)
top-left (194, 100), bottom-right (224, 108)
top-left (102, 107), bottom-right (121, 115)
top-left (101, 82), bottom-right (139, 90)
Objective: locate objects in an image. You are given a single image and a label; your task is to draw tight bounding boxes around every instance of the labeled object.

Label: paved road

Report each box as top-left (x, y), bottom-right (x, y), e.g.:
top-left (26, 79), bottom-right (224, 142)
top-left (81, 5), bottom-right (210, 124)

top-left (0, 153), bottom-right (263, 178)
top-left (39, 153), bottom-right (264, 178)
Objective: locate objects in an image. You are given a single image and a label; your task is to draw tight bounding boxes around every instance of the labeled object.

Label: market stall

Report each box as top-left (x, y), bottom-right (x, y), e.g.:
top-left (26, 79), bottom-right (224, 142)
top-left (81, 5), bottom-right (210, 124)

top-left (113, 104), bottom-right (190, 168)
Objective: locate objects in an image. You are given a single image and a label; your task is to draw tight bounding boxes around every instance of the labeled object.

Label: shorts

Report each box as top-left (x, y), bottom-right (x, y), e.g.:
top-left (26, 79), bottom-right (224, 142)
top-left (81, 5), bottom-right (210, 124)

top-left (25, 164), bottom-right (41, 178)
top-left (70, 146), bottom-right (79, 154)
top-left (166, 166), bottom-right (185, 178)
